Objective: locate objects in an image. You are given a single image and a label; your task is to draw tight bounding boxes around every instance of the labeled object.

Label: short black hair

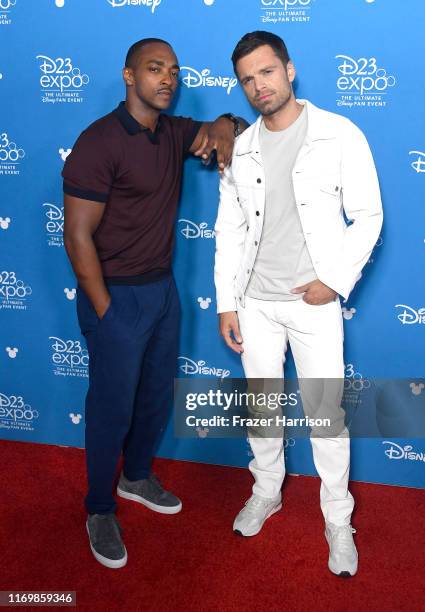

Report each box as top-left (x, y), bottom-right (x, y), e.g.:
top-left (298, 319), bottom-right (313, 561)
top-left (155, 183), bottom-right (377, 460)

top-left (125, 38), bottom-right (172, 69)
top-left (231, 31), bottom-right (290, 75)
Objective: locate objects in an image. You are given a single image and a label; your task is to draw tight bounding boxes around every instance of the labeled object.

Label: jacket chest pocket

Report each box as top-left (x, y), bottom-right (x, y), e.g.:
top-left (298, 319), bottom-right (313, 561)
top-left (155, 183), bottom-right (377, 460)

top-left (317, 182), bottom-right (343, 211)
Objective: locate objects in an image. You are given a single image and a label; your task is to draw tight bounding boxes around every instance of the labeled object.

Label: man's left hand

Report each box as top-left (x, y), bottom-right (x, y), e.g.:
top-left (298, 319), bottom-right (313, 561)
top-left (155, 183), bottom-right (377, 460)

top-left (291, 280), bottom-right (338, 305)
top-left (193, 117), bottom-right (235, 173)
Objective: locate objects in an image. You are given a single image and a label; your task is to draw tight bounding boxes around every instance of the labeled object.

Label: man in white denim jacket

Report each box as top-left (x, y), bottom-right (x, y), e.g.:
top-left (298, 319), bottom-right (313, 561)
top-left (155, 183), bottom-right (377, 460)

top-left (214, 31), bottom-right (382, 578)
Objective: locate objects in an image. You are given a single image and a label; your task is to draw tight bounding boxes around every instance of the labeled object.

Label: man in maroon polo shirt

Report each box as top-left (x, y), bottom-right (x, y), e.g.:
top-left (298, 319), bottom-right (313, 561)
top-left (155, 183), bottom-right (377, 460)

top-left (63, 37), bottom-right (245, 569)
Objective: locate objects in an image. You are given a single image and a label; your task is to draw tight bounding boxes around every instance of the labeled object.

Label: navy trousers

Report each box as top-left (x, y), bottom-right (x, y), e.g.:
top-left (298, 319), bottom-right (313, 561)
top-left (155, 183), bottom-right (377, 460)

top-left (76, 275), bottom-right (181, 515)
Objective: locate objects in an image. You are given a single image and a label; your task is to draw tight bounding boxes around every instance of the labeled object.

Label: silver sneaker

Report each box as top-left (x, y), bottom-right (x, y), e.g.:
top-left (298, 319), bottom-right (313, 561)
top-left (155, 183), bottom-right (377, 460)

top-left (233, 493), bottom-right (282, 537)
top-left (325, 522), bottom-right (358, 577)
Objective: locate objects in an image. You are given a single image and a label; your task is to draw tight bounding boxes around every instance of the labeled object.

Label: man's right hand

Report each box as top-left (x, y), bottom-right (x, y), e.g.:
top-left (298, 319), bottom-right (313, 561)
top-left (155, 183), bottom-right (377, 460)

top-left (96, 295), bottom-right (111, 320)
top-left (219, 311), bottom-right (244, 354)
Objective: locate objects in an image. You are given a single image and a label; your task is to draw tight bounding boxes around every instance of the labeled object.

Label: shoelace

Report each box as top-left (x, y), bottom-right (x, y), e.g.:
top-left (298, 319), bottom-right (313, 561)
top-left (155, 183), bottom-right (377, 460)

top-left (244, 495), bottom-right (271, 515)
top-left (330, 525), bottom-right (356, 554)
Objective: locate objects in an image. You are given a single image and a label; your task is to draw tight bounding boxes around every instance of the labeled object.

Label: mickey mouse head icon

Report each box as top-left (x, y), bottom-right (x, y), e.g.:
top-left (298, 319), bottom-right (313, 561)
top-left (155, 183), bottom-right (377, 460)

top-left (59, 148), bottom-right (72, 161)
top-left (5, 347), bottom-right (18, 359)
top-left (64, 288), bottom-right (76, 300)
top-left (197, 297), bottom-right (212, 310)
top-left (196, 427), bottom-right (209, 438)
top-left (342, 307), bottom-right (357, 320)
top-left (0, 217), bottom-right (11, 230)
top-left (410, 382), bottom-right (424, 396)
top-left (69, 413), bottom-right (82, 424)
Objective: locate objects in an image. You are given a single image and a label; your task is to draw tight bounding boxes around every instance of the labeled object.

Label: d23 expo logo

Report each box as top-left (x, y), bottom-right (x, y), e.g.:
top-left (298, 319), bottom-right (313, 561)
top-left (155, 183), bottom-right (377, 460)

top-left (335, 55), bottom-right (396, 108)
top-left (0, 0), bottom-right (16, 26)
top-left (0, 132), bottom-right (25, 176)
top-left (409, 151), bottom-right (425, 174)
top-left (49, 337), bottom-right (89, 378)
top-left (36, 55), bottom-right (89, 104)
top-left (43, 203), bottom-right (64, 247)
top-left (260, 0), bottom-right (312, 24)
top-left (0, 271), bottom-right (32, 311)
top-left (0, 393), bottom-right (39, 432)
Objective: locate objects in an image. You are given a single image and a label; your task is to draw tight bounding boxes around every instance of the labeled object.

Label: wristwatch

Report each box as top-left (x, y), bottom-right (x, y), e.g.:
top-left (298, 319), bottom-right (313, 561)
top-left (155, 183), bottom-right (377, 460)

top-left (219, 113), bottom-right (241, 138)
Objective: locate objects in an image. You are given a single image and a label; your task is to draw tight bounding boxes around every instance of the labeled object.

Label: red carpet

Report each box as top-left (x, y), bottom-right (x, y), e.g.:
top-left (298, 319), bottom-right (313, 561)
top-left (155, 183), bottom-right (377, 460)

top-left (0, 440), bottom-right (424, 612)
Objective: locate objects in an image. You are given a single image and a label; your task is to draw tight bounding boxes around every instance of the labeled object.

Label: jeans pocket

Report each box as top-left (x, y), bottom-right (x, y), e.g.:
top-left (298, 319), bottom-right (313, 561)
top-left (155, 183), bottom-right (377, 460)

top-left (76, 288), bottom-right (99, 335)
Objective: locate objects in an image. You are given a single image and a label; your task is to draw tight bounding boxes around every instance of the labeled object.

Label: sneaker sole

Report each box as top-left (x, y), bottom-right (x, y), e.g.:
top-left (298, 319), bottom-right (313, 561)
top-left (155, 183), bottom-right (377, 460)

top-left (233, 502), bottom-right (282, 537)
top-left (325, 532), bottom-right (358, 577)
top-left (328, 562), bottom-right (357, 578)
top-left (86, 522), bottom-right (128, 569)
top-left (116, 487), bottom-right (182, 514)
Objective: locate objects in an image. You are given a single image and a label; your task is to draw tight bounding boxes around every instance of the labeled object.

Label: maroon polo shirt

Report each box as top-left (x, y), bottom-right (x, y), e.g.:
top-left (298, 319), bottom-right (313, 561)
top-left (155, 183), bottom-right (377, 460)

top-left (62, 101), bottom-right (201, 283)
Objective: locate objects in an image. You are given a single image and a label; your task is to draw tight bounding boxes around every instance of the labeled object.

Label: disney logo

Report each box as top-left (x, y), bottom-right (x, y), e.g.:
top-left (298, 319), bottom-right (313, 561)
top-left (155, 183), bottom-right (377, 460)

top-left (178, 356), bottom-right (230, 379)
top-left (180, 67), bottom-right (237, 95)
top-left (395, 304), bottom-right (425, 325)
top-left (409, 151), bottom-right (425, 174)
top-left (383, 441), bottom-right (425, 462)
top-left (106, 0), bottom-right (161, 12)
top-left (178, 219), bottom-right (215, 239)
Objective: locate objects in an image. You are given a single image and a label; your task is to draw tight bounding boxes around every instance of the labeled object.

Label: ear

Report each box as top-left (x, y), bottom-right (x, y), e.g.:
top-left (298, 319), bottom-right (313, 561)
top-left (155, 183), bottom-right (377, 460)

top-left (122, 66), bottom-right (134, 86)
top-left (286, 60), bottom-right (296, 84)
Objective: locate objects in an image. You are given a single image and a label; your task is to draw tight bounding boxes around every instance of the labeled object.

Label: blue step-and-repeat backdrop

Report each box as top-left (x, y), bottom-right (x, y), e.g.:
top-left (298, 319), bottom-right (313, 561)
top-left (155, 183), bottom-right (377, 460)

top-left (1, 0), bottom-right (424, 488)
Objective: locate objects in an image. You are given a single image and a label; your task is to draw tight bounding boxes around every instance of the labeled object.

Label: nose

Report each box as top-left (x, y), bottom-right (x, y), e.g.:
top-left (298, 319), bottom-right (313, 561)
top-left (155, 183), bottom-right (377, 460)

top-left (253, 76), bottom-right (266, 94)
top-left (161, 72), bottom-right (173, 87)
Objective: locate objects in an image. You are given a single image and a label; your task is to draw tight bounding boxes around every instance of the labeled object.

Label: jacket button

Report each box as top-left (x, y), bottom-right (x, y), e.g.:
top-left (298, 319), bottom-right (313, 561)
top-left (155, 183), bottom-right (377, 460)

top-left (256, 211), bottom-right (260, 216)
top-left (247, 226), bottom-right (249, 231)
top-left (255, 241), bottom-right (258, 246)
top-left (237, 197), bottom-right (239, 202)
top-left (257, 178), bottom-right (262, 183)
top-left (247, 269), bottom-right (250, 274)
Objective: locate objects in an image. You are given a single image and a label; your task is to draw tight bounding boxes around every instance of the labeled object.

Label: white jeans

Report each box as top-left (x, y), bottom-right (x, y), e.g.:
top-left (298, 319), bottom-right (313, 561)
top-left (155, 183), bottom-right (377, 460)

top-left (237, 296), bottom-right (354, 526)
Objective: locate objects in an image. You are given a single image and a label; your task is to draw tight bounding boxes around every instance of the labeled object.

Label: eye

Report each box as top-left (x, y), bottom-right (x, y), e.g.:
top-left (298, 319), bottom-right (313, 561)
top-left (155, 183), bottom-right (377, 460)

top-left (149, 67), bottom-right (160, 73)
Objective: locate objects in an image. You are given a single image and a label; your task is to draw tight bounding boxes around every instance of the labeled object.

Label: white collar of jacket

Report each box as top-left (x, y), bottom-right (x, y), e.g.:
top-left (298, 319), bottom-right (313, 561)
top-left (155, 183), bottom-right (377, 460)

top-left (235, 98), bottom-right (338, 161)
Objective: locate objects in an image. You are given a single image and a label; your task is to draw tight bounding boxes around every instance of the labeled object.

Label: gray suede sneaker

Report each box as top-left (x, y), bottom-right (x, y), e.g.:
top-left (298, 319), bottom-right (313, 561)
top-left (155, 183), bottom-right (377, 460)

top-left (86, 513), bottom-right (127, 569)
top-left (117, 473), bottom-right (182, 514)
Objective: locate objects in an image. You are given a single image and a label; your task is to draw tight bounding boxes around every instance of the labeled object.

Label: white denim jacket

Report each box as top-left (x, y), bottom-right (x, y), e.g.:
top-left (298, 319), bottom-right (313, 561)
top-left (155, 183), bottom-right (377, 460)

top-left (214, 99), bottom-right (383, 312)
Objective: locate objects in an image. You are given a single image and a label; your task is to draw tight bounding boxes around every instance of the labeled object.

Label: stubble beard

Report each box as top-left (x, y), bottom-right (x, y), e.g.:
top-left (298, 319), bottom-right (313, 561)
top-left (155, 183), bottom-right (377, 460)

top-left (256, 89), bottom-right (292, 117)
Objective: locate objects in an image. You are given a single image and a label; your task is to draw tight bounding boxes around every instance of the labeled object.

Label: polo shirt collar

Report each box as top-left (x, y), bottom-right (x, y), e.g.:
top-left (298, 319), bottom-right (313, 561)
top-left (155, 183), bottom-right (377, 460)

top-left (114, 101), bottom-right (162, 138)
